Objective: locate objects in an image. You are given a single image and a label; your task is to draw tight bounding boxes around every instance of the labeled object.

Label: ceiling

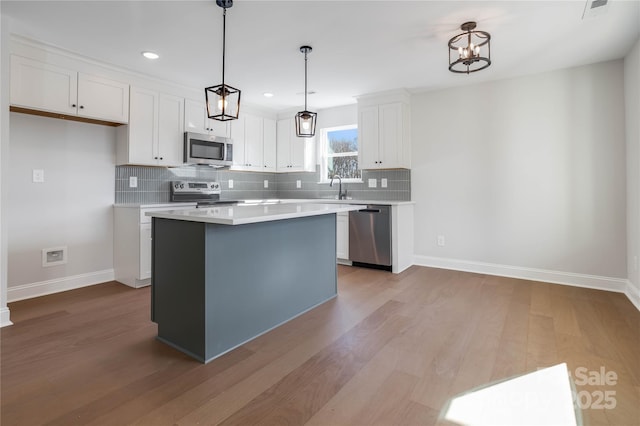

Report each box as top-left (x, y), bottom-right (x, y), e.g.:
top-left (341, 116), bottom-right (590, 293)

top-left (2, 1), bottom-right (639, 112)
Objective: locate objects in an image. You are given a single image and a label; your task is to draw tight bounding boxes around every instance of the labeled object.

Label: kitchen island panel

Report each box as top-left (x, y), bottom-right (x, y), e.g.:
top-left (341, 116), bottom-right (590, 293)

top-left (152, 219), bottom-right (206, 360)
top-left (152, 214), bottom-right (337, 363)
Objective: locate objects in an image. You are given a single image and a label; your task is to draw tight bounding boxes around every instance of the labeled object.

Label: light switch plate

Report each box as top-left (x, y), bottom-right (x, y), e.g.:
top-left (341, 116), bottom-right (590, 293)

top-left (381, 178), bottom-right (388, 188)
top-left (32, 169), bottom-right (44, 183)
top-left (296, 180), bottom-right (302, 189)
top-left (264, 180), bottom-right (269, 188)
top-left (129, 176), bottom-right (138, 188)
top-left (368, 178), bottom-right (377, 188)
top-left (228, 179), bottom-right (234, 189)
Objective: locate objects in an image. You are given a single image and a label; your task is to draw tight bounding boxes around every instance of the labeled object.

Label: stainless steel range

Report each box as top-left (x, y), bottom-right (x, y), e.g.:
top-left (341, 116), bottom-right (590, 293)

top-left (170, 181), bottom-right (239, 206)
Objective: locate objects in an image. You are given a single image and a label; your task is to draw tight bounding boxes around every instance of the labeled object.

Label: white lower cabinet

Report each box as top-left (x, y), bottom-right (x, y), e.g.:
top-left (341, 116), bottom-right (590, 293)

top-left (336, 211), bottom-right (350, 262)
top-left (114, 204), bottom-right (194, 288)
top-left (391, 204), bottom-right (414, 273)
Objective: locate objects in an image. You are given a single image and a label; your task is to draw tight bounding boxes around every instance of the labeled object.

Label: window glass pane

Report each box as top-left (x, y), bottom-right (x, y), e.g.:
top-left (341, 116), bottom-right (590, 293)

top-left (327, 128), bottom-right (358, 154)
top-left (327, 155), bottom-right (361, 180)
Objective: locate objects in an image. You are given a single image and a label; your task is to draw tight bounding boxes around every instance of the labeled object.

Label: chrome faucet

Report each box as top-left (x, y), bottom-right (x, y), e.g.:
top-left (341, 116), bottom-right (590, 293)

top-left (330, 174), bottom-right (347, 200)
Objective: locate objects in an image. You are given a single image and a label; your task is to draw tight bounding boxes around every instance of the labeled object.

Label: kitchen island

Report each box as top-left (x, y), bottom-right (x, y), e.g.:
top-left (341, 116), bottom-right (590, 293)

top-left (146, 203), bottom-right (361, 363)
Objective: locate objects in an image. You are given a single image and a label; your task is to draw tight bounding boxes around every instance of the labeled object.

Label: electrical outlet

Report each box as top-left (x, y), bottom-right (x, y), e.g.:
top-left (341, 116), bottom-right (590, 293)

top-left (381, 178), bottom-right (388, 188)
top-left (228, 179), bottom-right (234, 189)
top-left (368, 178), bottom-right (377, 188)
top-left (296, 180), bottom-right (302, 189)
top-left (32, 169), bottom-right (44, 183)
top-left (129, 176), bottom-right (138, 188)
top-left (437, 235), bottom-right (446, 247)
top-left (264, 180), bottom-right (269, 188)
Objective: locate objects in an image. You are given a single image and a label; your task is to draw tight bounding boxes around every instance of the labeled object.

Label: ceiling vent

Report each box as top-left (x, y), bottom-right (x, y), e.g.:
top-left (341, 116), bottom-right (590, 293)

top-left (582, 0), bottom-right (610, 19)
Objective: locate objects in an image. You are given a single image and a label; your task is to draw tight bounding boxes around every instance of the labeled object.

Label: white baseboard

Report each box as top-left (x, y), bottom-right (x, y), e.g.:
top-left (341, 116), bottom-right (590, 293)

top-left (625, 281), bottom-right (640, 311)
top-left (414, 255), bottom-right (628, 294)
top-left (0, 306), bottom-right (13, 327)
top-left (7, 269), bottom-right (115, 303)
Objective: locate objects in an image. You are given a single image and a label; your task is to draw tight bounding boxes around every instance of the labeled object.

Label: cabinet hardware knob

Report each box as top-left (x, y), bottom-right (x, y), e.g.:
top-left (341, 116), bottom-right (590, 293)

top-left (72, 104), bottom-right (76, 108)
top-left (160, 157), bottom-right (163, 160)
top-left (79, 105), bottom-right (84, 109)
top-left (154, 156), bottom-right (158, 159)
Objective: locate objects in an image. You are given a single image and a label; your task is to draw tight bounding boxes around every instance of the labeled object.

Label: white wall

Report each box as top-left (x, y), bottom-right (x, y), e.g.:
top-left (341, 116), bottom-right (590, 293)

top-left (412, 60), bottom-right (627, 288)
top-left (7, 113), bottom-right (116, 301)
top-left (625, 38), bottom-right (640, 308)
top-left (317, 104), bottom-right (357, 129)
top-left (0, 14), bottom-right (11, 325)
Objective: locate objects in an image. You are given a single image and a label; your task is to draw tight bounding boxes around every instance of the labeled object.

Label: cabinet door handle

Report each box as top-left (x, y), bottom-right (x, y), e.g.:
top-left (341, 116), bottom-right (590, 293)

top-left (72, 104), bottom-right (77, 108)
top-left (79, 105), bottom-right (84, 109)
top-left (159, 157), bottom-right (163, 160)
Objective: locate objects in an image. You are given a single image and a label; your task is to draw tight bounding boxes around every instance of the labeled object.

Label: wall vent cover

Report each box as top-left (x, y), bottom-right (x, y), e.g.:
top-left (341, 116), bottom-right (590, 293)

top-left (42, 246), bottom-right (67, 267)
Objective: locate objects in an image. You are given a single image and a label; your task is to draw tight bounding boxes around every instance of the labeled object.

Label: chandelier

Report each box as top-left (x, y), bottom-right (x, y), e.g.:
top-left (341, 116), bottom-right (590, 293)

top-left (448, 21), bottom-right (491, 74)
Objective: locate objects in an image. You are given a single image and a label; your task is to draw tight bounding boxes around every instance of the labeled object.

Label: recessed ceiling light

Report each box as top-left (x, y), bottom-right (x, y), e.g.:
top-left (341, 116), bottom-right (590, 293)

top-left (263, 92), bottom-right (274, 98)
top-left (142, 51), bottom-right (159, 60)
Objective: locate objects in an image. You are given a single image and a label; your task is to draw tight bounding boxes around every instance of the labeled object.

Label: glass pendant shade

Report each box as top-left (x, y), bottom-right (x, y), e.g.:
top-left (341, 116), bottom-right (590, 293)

top-left (205, 83), bottom-right (241, 121)
top-left (295, 110), bottom-right (317, 137)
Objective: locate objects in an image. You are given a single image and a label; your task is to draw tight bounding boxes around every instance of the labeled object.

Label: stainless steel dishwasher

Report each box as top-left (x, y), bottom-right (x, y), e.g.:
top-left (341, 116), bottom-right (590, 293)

top-left (349, 205), bottom-right (392, 271)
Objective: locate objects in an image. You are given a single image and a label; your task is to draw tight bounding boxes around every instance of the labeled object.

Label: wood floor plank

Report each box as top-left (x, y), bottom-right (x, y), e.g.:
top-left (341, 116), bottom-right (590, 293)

top-left (352, 371), bottom-right (419, 426)
top-left (203, 301), bottom-right (410, 425)
top-left (2, 265), bottom-right (639, 426)
top-left (526, 314), bottom-right (559, 369)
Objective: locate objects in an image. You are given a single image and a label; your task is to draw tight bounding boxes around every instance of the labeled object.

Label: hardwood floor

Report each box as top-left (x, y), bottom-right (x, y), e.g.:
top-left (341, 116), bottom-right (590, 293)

top-left (2, 265), bottom-right (639, 425)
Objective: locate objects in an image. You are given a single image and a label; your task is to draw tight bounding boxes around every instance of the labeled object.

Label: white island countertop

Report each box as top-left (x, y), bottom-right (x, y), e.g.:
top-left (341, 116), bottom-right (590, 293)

top-left (146, 203), bottom-right (363, 225)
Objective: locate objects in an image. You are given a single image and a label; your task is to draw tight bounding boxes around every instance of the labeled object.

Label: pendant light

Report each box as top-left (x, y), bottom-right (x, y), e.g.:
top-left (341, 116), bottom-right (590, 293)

top-left (448, 21), bottom-right (491, 74)
top-left (295, 46), bottom-right (317, 137)
top-left (205, 0), bottom-right (241, 121)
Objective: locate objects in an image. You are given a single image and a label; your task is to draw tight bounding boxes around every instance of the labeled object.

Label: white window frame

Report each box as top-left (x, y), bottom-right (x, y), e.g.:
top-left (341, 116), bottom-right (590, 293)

top-left (319, 124), bottom-right (362, 183)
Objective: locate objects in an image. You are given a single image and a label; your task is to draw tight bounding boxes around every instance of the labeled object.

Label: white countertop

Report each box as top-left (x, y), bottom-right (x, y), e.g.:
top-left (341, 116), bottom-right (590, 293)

top-left (145, 203), bottom-right (363, 225)
top-left (115, 199), bottom-right (414, 209)
top-left (114, 202), bottom-right (196, 209)
top-left (276, 199), bottom-right (414, 206)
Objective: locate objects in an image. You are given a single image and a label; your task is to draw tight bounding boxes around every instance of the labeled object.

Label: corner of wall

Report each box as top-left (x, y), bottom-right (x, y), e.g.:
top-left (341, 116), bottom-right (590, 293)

top-left (1, 14), bottom-right (12, 327)
top-left (625, 280), bottom-right (640, 311)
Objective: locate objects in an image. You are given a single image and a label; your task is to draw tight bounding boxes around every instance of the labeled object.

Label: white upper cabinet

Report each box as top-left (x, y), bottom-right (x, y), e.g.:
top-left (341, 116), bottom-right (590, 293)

top-left (263, 118), bottom-right (277, 172)
top-left (276, 118), bottom-right (310, 172)
top-left (357, 91), bottom-right (411, 169)
top-left (231, 113), bottom-right (276, 172)
top-left (184, 99), bottom-right (230, 138)
top-left (157, 94), bottom-right (185, 166)
top-left (117, 87), bottom-right (184, 166)
top-left (10, 55), bottom-right (129, 124)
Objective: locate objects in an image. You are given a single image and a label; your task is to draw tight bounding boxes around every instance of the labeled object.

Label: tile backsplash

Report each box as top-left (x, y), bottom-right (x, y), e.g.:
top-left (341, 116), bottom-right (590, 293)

top-left (115, 165), bottom-right (410, 204)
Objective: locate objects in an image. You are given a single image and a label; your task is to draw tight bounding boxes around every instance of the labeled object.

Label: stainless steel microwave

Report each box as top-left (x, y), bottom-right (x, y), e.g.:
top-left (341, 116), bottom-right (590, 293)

top-left (184, 132), bottom-right (233, 167)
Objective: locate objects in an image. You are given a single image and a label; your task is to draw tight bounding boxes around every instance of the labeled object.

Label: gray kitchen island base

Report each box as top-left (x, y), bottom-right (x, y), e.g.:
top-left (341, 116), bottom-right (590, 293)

top-left (151, 213), bottom-right (337, 363)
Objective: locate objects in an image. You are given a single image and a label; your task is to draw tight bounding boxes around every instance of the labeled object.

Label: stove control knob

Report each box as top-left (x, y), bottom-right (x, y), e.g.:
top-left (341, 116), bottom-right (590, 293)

top-left (179, 183), bottom-right (184, 189)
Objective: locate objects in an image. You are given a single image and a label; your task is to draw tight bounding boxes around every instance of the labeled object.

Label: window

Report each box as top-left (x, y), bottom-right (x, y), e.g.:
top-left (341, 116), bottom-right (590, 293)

top-left (320, 125), bottom-right (361, 182)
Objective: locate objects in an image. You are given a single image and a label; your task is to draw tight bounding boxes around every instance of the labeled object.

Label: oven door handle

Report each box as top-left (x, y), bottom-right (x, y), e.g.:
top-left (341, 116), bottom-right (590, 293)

top-left (358, 208), bottom-right (381, 213)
